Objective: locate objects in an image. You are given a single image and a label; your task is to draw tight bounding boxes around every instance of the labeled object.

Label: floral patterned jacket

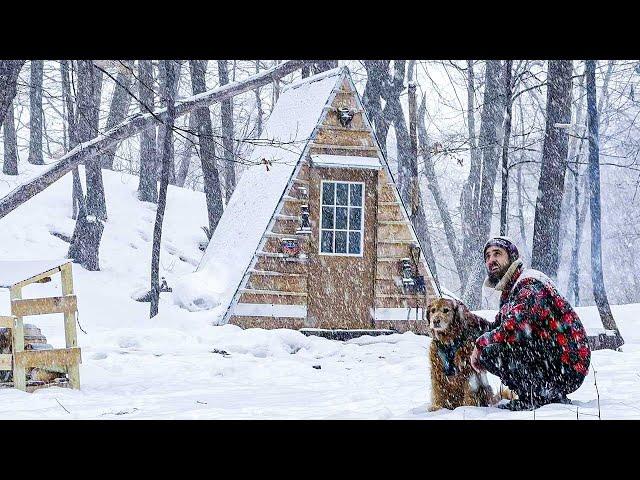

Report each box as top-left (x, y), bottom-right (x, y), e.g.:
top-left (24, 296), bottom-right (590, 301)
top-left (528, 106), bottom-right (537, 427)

top-left (476, 263), bottom-right (591, 377)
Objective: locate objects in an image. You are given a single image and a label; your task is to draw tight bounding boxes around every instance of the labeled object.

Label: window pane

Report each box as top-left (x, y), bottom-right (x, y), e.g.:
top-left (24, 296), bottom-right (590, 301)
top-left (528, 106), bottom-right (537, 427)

top-left (349, 207), bottom-right (362, 231)
top-left (350, 183), bottom-right (363, 206)
top-left (348, 232), bottom-right (361, 254)
top-left (335, 231), bottom-right (347, 253)
top-left (321, 207), bottom-right (334, 229)
top-left (321, 231), bottom-right (334, 253)
top-left (335, 207), bottom-right (348, 229)
top-left (322, 182), bottom-right (335, 205)
top-left (336, 183), bottom-right (348, 205)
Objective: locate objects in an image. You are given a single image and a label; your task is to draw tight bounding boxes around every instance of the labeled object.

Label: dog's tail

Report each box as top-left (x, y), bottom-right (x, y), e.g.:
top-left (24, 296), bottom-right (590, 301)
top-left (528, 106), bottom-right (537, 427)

top-left (496, 384), bottom-right (517, 401)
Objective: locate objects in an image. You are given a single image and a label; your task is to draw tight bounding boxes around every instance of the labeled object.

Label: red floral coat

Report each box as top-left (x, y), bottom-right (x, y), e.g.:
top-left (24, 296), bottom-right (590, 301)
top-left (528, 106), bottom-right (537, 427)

top-left (476, 266), bottom-right (591, 377)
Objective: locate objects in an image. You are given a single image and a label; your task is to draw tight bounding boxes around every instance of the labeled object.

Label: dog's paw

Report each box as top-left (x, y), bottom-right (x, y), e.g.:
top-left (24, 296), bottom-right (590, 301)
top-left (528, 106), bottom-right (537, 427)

top-left (427, 404), bottom-right (442, 412)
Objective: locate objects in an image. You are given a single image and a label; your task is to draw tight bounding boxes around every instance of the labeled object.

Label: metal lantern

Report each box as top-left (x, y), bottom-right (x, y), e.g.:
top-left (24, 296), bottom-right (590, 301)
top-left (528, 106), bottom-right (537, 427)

top-left (336, 106), bottom-right (355, 127)
top-left (296, 204), bottom-right (311, 234)
top-left (401, 258), bottom-right (415, 287)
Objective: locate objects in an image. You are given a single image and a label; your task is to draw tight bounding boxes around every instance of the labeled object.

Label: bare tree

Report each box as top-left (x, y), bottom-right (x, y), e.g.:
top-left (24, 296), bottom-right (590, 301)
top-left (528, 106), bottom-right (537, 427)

top-left (2, 100), bottom-right (18, 175)
top-left (27, 60), bottom-right (45, 165)
top-left (531, 60), bottom-right (573, 279)
top-left (150, 60), bottom-right (178, 318)
top-left (189, 60), bottom-right (224, 235)
top-left (499, 60), bottom-right (513, 236)
top-left (102, 60), bottom-right (135, 170)
top-left (218, 60), bottom-right (236, 201)
top-left (68, 60), bottom-right (105, 271)
top-left (0, 60), bottom-right (25, 129)
top-left (585, 59), bottom-right (623, 349)
top-left (462, 60), bottom-right (507, 309)
top-left (138, 60), bottom-right (157, 203)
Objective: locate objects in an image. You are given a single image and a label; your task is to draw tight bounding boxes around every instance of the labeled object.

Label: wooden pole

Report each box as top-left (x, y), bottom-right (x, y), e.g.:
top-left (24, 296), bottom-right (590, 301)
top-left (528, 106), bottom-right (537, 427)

top-left (9, 286), bottom-right (26, 391)
top-left (61, 262), bottom-right (81, 389)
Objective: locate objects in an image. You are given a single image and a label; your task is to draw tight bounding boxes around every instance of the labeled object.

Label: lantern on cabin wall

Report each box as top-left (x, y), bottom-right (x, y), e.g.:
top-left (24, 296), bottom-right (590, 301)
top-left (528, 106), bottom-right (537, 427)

top-left (297, 204), bottom-right (311, 234)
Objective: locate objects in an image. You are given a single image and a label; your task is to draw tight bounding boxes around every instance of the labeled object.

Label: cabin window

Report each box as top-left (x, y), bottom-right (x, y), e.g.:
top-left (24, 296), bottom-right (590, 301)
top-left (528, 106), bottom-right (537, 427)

top-left (319, 181), bottom-right (364, 256)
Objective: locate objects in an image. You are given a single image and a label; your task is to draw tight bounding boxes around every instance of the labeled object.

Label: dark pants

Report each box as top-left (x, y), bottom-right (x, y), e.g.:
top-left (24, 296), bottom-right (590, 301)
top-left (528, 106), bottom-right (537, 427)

top-left (479, 341), bottom-right (585, 405)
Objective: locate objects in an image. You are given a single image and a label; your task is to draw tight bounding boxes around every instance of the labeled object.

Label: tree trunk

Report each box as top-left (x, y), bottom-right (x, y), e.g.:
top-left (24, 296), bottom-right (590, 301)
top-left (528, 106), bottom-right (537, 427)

top-left (462, 60), bottom-right (507, 309)
top-left (407, 82), bottom-right (439, 288)
top-left (2, 100), bottom-right (18, 175)
top-left (460, 60), bottom-right (482, 289)
top-left (157, 60), bottom-right (182, 185)
top-left (150, 60), bottom-right (177, 318)
top-left (68, 60), bottom-right (105, 271)
top-left (0, 60), bottom-right (25, 130)
top-left (499, 60), bottom-right (513, 236)
top-left (102, 60), bottom-right (135, 170)
top-left (218, 60), bottom-right (236, 202)
top-left (175, 112), bottom-right (196, 188)
top-left (312, 61), bottom-right (338, 74)
top-left (418, 95), bottom-right (464, 285)
top-left (585, 59), bottom-right (622, 347)
top-left (254, 61), bottom-right (263, 137)
top-left (0, 60), bottom-right (308, 220)
top-left (362, 60), bottom-right (390, 155)
top-left (189, 60), bottom-right (224, 235)
top-left (138, 60), bottom-right (158, 203)
top-left (531, 60), bottom-right (573, 280)
top-left (27, 60), bottom-right (44, 165)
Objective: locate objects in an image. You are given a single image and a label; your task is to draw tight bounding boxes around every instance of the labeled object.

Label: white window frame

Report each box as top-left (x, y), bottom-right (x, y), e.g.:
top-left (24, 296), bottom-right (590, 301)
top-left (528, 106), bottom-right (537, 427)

top-left (318, 180), bottom-right (365, 257)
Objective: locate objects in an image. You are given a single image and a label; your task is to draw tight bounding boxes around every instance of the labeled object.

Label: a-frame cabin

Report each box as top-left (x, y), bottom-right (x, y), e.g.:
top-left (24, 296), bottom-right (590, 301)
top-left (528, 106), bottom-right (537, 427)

top-left (182, 67), bottom-right (439, 334)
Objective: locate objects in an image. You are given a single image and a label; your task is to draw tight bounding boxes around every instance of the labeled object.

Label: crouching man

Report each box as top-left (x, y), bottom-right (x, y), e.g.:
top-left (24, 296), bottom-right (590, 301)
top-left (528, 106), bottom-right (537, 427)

top-left (470, 236), bottom-right (591, 410)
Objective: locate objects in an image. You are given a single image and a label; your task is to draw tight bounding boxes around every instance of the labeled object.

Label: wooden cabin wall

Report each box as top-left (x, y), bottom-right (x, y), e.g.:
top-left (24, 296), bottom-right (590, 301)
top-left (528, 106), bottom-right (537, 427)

top-left (306, 167), bottom-right (378, 329)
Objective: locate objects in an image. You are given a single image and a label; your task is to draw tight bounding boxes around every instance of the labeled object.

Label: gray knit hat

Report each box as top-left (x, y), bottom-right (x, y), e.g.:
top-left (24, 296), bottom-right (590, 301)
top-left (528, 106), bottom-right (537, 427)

top-left (483, 236), bottom-right (520, 262)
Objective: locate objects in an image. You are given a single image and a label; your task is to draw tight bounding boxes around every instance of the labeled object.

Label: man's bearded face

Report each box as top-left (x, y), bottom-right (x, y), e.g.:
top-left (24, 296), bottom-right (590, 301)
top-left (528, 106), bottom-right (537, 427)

top-left (485, 246), bottom-right (511, 283)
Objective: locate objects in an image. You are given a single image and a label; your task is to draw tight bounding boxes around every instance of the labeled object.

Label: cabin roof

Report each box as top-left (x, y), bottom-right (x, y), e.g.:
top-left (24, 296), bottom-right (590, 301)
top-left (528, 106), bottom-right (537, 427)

top-left (175, 68), bottom-right (344, 312)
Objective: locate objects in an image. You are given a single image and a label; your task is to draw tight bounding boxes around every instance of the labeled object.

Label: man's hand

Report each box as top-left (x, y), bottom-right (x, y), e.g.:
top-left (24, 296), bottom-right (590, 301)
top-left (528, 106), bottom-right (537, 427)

top-left (470, 346), bottom-right (484, 373)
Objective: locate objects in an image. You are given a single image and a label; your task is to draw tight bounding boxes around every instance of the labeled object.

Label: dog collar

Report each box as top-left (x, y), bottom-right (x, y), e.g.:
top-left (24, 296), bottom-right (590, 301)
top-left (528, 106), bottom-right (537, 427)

top-left (435, 338), bottom-right (465, 377)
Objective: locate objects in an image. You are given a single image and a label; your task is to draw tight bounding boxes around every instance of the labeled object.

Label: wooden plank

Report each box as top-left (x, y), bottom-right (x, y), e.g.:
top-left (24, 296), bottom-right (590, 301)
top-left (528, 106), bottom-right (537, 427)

top-left (248, 269), bottom-right (306, 277)
top-left (0, 316), bottom-right (14, 329)
top-left (14, 347), bottom-right (81, 369)
top-left (61, 263), bottom-right (80, 389)
top-left (265, 232), bottom-right (308, 240)
top-left (283, 196), bottom-right (307, 203)
top-left (10, 286), bottom-right (26, 391)
top-left (13, 265), bottom-right (63, 289)
top-left (0, 354), bottom-right (12, 370)
top-left (378, 220), bottom-right (411, 225)
top-left (11, 295), bottom-right (77, 317)
top-left (274, 214), bottom-right (299, 221)
top-left (309, 143), bottom-right (378, 152)
top-left (239, 289), bottom-right (307, 297)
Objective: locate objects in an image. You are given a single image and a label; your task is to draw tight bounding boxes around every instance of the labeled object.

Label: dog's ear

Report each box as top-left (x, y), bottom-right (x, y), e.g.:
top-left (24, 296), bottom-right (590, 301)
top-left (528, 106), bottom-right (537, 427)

top-left (424, 301), bottom-right (433, 337)
top-left (453, 299), bottom-right (467, 327)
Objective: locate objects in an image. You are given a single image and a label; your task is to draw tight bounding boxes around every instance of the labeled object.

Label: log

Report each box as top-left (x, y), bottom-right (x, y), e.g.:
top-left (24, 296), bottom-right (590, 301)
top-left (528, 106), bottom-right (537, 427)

top-left (0, 60), bottom-right (309, 220)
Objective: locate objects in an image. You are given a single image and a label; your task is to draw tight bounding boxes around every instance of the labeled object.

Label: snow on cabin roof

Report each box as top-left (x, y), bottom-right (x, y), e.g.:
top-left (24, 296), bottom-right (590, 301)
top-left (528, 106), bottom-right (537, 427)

top-left (310, 154), bottom-right (382, 170)
top-left (173, 68), bottom-right (344, 313)
top-left (0, 259), bottom-right (70, 288)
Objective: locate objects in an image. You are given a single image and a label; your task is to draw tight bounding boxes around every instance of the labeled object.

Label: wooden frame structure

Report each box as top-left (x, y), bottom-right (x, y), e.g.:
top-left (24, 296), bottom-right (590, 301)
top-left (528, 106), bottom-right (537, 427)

top-left (0, 260), bottom-right (81, 392)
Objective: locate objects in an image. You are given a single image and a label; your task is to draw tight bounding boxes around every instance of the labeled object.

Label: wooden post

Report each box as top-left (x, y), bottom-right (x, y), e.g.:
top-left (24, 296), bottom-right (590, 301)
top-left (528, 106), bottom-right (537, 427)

top-left (9, 286), bottom-right (26, 391)
top-left (60, 263), bottom-right (80, 389)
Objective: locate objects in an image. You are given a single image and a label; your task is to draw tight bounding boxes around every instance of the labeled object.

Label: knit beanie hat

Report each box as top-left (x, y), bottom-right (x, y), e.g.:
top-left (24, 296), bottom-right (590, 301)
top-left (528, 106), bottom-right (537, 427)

top-left (483, 236), bottom-right (520, 262)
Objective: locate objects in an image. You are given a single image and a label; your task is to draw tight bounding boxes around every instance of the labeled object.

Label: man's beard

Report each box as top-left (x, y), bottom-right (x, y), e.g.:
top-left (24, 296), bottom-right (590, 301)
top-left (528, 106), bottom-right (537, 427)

top-left (487, 261), bottom-right (511, 284)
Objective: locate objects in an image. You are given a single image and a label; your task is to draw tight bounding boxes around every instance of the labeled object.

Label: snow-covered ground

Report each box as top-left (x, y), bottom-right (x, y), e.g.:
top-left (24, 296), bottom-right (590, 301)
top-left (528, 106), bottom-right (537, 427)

top-left (0, 166), bottom-right (638, 419)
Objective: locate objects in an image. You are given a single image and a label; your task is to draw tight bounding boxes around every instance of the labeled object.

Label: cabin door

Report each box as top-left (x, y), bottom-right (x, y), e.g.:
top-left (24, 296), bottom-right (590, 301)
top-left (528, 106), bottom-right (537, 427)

top-left (306, 168), bottom-right (377, 329)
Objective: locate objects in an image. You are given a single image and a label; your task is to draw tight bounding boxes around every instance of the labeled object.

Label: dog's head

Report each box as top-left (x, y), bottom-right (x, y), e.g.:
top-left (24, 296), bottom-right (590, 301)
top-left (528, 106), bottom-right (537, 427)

top-left (426, 298), bottom-right (467, 340)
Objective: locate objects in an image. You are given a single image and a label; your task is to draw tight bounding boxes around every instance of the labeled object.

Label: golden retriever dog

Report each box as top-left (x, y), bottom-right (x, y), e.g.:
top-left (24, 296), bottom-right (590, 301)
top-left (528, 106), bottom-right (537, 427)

top-left (426, 298), bottom-right (508, 411)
